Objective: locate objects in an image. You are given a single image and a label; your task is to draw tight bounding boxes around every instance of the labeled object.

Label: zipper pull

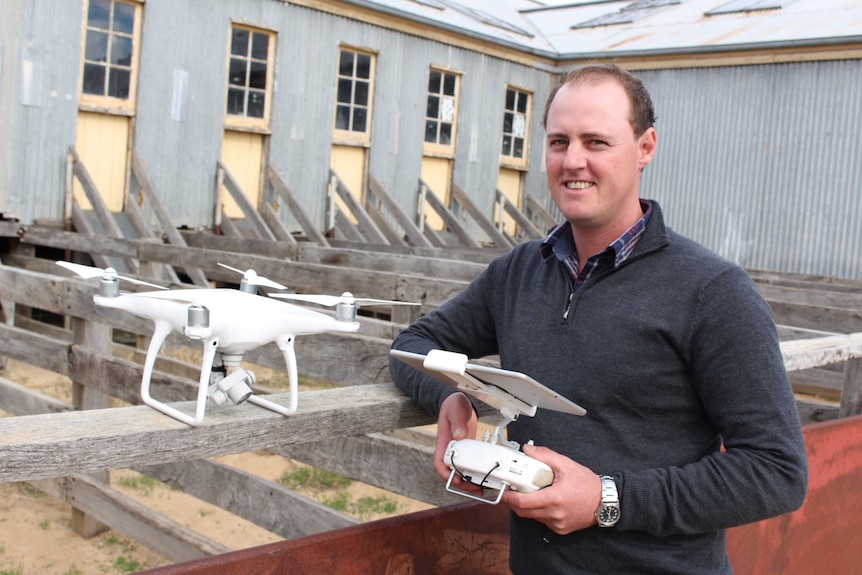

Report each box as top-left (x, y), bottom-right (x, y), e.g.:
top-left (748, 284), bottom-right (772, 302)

top-left (563, 289), bottom-right (574, 320)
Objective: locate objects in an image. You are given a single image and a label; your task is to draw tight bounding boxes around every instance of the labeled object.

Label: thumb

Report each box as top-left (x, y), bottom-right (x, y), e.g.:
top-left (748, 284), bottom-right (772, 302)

top-left (451, 416), bottom-right (470, 440)
top-left (522, 442), bottom-right (555, 463)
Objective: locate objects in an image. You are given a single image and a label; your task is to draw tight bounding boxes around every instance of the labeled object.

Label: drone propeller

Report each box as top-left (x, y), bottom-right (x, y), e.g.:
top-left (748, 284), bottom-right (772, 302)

top-left (56, 261), bottom-right (167, 290)
top-left (217, 263), bottom-right (287, 292)
top-left (271, 292), bottom-right (418, 308)
top-left (270, 291), bottom-right (419, 322)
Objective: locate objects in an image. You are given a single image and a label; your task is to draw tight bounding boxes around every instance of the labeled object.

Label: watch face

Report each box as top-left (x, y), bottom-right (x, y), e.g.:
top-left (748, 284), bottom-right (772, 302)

top-left (599, 505), bottom-right (620, 525)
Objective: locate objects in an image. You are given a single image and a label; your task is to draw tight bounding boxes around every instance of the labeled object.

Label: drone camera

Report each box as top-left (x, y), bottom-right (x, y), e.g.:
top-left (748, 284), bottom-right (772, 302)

top-left (209, 368), bottom-right (255, 406)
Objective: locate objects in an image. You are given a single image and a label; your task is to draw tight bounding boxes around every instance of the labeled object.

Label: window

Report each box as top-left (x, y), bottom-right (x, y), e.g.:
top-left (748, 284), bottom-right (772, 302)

top-left (501, 87), bottom-right (530, 163)
top-left (226, 25), bottom-right (274, 125)
top-left (81, 0), bottom-right (139, 106)
top-left (333, 48), bottom-right (375, 139)
top-left (424, 68), bottom-right (460, 152)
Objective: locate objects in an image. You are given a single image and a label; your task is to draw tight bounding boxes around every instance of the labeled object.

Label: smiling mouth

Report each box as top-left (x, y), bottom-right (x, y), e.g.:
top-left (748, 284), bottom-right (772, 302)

top-left (565, 181), bottom-right (594, 190)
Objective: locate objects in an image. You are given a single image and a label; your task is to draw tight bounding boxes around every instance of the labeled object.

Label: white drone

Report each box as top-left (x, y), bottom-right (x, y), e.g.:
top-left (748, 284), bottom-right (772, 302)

top-left (58, 261), bottom-right (418, 426)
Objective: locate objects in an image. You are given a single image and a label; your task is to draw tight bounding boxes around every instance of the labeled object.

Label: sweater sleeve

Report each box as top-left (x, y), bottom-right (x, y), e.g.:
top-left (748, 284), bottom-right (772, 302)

top-left (617, 266), bottom-right (808, 535)
top-left (389, 259), bottom-right (502, 415)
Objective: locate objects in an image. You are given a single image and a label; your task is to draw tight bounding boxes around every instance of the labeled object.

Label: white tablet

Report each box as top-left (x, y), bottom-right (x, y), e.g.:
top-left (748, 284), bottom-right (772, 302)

top-left (391, 348), bottom-right (586, 417)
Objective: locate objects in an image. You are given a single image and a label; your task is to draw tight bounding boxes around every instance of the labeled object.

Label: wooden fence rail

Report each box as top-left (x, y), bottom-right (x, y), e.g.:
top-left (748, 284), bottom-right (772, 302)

top-left (2, 225), bottom-right (862, 569)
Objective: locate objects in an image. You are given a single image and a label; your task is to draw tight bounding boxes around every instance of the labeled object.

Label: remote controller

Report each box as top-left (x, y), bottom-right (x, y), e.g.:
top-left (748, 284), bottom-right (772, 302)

top-left (444, 438), bottom-right (554, 504)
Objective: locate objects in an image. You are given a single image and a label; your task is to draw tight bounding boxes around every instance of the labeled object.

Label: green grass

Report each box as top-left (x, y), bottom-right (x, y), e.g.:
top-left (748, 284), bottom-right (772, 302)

top-left (115, 474), bottom-right (157, 495)
top-left (354, 495), bottom-right (398, 517)
top-left (323, 491), bottom-right (350, 512)
top-left (113, 556), bottom-right (142, 573)
top-left (279, 467), bottom-right (352, 491)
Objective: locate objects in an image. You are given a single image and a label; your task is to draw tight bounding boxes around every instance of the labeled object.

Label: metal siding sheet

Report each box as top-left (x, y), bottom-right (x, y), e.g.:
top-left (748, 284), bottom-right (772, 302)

top-left (0, 0), bottom-right (83, 224)
top-left (639, 60), bottom-right (862, 281)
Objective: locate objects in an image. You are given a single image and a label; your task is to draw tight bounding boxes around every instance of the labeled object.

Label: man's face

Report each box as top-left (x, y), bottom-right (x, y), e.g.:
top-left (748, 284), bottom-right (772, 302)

top-left (545, 80), bottom-right (656, 234)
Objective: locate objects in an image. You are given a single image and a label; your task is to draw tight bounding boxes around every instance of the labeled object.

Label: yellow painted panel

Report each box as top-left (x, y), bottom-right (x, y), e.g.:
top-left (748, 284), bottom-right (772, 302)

top-left (420, 156), bottom-right (452, 231)
top-left (495, 168), bottom-right (523, 236)
top-left (330, 145), bottom-right (367, 224)
top-left (220, 130), bottom-right (264, 218)
top-left (74, 111), bottom-right (130, 211)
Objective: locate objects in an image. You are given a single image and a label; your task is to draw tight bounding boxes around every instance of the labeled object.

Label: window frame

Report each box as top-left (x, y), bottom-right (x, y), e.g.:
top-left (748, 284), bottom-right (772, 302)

top-left (78, 0), bottom-right (143, 114)
top-left (331, 46), bottom-right (377, 147)
top-left (500, 85), bottom-right (532, 170)
top-left (422, 66), bottom-right (462, 158)
top-left (223, 23), bottom-right (276, 132)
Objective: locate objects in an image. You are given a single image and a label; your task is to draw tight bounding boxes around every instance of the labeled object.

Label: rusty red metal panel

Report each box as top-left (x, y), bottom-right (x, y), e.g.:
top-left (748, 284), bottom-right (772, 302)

top-left (139, 501), bottom-right (510, 575)
top-left (727, 414), bottom-right (862, 574)
top-left (141, 415), bottom-right (862, 575)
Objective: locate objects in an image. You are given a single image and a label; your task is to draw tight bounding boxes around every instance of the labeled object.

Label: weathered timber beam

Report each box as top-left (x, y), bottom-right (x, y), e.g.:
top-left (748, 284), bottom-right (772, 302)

top-left (267, 164), bottom-right (330, 247)
top-left (421, 184), bottom-right (481, 249)
top-left (295, 243), bottom-right (486, 283)
top-left (0, 383), bottom-right (435, 483)
top-left (451, 185), bottom-right (512, 249)
top-left (136, 459), bottom-right (359, 539)
top-left (33, 475), bottom-right (230, 562)
top-left (0, 376), bottom-right (71, 415)
top-left (260, 202), bottom-right (297, 244)
top-left (217, 160), bottom-right (276, 241)
top-left (368, 174), bottom-right (432, 248)
top-left (17, 226), bottom-right (139, 258)
top-left (331, 169), bottom-right (389, 245)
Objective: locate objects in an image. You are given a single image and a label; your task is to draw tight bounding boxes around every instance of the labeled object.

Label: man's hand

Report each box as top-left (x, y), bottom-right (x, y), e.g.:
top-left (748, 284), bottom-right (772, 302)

top-left (501, 444), bottom-right (603, 535)
top-left (434, 392), bottom-right (480, 492)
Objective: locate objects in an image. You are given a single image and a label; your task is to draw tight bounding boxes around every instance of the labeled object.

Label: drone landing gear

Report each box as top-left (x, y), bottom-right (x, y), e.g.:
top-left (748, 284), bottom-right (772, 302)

top-left (138, 322), bottom-right (299, 426)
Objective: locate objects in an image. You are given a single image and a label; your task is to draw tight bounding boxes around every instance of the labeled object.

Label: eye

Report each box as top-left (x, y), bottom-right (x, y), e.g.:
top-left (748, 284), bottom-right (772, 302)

top-left (548, 138), bottom-right (568, 148)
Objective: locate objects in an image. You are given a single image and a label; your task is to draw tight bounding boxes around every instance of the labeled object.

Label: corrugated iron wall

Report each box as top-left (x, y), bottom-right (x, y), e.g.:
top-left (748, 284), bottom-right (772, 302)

top-left (0, 0), bottom-right (82, 223)
top-left (638, 61), bottom-right (862, 281)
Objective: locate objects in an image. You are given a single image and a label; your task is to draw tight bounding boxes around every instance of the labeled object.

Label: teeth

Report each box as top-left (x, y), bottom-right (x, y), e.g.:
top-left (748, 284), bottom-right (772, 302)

top-left (565, 181), bottom-right (593, 189)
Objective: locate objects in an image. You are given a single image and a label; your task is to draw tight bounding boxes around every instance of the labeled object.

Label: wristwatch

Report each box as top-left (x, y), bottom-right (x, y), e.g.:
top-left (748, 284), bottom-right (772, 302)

top-left (595, 475), bottom-right (620, 527)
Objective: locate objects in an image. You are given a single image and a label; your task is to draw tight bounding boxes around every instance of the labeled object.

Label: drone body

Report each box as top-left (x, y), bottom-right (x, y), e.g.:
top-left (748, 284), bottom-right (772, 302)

top-left (58, 261), bottom-right (414, 426)
top-left (96, 288), bottom-right (360, 355)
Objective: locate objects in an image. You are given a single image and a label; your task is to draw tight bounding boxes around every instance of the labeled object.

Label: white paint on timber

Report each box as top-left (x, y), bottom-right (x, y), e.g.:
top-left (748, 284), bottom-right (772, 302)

top-left (780, 332), bottom-right (862, 372)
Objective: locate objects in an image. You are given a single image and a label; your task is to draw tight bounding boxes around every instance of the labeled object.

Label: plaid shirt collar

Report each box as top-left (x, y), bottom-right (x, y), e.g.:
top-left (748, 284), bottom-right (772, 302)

top-left (541, 200), bottom-right (653, 284)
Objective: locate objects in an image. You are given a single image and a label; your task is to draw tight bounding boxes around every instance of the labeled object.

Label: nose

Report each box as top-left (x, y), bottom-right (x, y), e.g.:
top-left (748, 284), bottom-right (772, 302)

top-left (561, 142), bottom-right (586, 171)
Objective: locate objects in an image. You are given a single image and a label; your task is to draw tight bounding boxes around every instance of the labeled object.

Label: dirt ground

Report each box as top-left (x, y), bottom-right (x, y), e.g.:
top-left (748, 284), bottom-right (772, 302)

top-left (0, 360), bottom-right (435, 575)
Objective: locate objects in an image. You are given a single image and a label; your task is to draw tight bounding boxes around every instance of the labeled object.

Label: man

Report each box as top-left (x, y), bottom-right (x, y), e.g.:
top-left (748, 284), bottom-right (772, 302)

top-left (390, 63), bottom-right (807, 574)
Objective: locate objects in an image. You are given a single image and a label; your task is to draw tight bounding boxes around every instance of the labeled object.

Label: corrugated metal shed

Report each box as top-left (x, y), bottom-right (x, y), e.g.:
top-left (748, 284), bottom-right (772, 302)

top-left (1, 0), bottom-right (860, 281)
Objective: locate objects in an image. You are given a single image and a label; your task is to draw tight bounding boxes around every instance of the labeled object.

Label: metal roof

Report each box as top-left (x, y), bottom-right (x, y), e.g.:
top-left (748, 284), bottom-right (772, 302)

top-left (350, 0), bottom-right (862, 58)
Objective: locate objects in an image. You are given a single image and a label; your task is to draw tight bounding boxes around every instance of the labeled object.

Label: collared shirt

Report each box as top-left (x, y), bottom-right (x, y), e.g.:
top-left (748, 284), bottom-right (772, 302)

top-left (540, 200), bottom-right (653, 290)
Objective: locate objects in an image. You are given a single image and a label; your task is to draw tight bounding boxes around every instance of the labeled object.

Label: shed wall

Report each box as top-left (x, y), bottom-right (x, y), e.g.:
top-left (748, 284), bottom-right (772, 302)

top-left (0, 0), bottom-right (82, 223)
top-left (638, 60), bottom-right (862, 280)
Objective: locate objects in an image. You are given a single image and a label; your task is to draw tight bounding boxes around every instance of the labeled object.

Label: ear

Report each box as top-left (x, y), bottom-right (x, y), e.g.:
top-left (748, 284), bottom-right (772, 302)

top-left (637, 127), bottom-right (657, 169)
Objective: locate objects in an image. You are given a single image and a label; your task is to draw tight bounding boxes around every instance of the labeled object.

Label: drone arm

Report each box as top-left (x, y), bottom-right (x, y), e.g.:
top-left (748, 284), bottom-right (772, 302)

top-left (140, 319), bottom-right (213, 426)
top-left (249, 335), bottom-right (298, 416)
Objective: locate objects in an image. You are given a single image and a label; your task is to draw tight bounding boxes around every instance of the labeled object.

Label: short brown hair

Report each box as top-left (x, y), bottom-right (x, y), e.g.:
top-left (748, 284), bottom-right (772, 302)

top-left (542, 63), bottom-right (656, 136)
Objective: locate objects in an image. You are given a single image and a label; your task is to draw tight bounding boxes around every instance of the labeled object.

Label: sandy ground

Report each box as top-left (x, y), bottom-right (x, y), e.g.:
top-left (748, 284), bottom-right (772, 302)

top-left (0, 359), bottom-right (434, 575)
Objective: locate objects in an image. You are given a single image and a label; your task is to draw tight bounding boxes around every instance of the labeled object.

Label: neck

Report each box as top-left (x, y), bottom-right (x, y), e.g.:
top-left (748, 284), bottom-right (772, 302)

top-left (570, 201), bottom-right (645, 270)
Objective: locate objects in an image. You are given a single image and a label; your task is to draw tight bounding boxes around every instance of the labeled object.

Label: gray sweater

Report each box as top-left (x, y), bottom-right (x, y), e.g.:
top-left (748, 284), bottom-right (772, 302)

top-left (390, 201), bottom-right (808, 574)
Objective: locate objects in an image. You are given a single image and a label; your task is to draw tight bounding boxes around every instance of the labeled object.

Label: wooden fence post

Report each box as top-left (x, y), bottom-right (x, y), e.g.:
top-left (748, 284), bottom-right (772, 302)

top-left (70, 316), bottom-right (112, 538)
top-left (839, 357), bottom-right (862, 418)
